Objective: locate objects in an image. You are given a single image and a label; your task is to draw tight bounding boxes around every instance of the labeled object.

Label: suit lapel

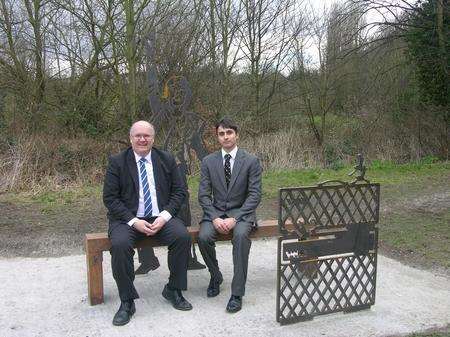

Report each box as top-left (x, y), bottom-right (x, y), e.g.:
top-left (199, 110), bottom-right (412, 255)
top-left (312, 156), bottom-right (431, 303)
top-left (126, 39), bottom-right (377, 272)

top-left (214, 151), bottom-right (227, 191)
top-left (227, 149), bottom-right (244, 193)
top-left (126, 149), bottom-right (139, 193)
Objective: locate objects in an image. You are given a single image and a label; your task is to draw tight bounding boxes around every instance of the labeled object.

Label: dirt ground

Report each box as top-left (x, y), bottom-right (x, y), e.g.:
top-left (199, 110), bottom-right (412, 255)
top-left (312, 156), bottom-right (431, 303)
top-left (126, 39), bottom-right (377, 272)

top-left (0, 177), bottom-right (449, 277)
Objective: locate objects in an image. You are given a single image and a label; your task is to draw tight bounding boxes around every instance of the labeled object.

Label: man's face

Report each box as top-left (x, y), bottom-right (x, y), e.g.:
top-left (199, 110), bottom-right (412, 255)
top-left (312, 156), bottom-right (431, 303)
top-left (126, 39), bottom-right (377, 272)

top-left (217, 125), bottom-right (238, 152)
top-left (130, 123), bottom-right (155, 157)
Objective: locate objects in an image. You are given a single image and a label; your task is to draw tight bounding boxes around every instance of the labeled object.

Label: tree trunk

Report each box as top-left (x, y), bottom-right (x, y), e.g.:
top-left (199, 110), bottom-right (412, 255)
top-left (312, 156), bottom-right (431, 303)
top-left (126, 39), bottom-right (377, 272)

top-left (24, 0), bottom-right (45, 130)
top-left (125, 0), bottom-right (137, 122)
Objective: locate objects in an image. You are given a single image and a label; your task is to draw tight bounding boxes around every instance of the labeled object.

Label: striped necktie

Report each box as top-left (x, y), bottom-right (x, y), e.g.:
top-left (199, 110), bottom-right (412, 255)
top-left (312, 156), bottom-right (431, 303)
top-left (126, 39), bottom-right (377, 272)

top-left (139, 158), bottom-right (153, 217)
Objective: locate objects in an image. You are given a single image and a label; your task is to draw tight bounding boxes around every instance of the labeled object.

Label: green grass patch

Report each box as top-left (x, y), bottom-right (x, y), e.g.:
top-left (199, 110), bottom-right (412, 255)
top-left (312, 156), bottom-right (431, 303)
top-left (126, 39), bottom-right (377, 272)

top-left (380, 210), bottom-right (450, 269)
top-left (261, 161), bottom-right (449, 199)
top-left (408, 330), bottom-right (450, 337)
top-left (2, 160), bottom-right (446, 205)
top-left (2, 160), bottom-right (447, 209)
top-left (312, 114), bottom-right (360, 129)
top-left (0, 185), bottom-right (102, 214)
top-left (36, 185), bottom-right (102, 205)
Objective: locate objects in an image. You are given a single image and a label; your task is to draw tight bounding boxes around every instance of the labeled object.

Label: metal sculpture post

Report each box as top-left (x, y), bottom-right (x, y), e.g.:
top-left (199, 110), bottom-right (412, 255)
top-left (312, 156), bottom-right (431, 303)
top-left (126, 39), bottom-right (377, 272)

top-left (145, 31), bottom-right (207, 270)
top-left (276, 154), bottom-right (379, 324)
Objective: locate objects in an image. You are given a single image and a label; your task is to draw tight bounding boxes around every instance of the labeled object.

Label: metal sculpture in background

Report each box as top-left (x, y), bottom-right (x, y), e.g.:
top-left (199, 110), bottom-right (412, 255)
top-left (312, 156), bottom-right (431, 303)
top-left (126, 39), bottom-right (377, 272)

top-left (276, 154), bottom-right (380, 324)
top-left (144, 31), bottom-right (208, 270)
top-left (145, 31), bottom-right (209, 167)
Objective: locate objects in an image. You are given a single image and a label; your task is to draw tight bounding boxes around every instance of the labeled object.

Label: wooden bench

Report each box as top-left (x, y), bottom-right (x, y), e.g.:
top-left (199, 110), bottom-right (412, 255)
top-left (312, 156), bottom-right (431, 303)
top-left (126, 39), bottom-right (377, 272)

top-left (85, 220), bottom-right (279, 305)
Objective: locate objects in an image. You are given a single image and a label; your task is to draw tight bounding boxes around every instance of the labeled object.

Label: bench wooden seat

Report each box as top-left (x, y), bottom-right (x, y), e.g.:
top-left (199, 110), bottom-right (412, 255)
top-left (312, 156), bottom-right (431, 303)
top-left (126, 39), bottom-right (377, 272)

top-left (85, 220), bottom-right (279, 305)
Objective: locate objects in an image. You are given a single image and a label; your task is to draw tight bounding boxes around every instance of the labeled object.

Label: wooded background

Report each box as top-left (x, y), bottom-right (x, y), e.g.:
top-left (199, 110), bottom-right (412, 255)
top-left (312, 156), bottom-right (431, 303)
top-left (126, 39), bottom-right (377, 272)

top-left (0, 0), bottom-right (448, 191)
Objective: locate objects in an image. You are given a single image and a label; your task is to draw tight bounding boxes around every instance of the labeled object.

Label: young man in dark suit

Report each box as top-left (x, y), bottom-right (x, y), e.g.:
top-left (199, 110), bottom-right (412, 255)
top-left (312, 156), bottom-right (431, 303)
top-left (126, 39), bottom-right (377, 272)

top-left (198, 117), bottom-right (262, 313)
top-left (103, 121), bottom-right (193, 326)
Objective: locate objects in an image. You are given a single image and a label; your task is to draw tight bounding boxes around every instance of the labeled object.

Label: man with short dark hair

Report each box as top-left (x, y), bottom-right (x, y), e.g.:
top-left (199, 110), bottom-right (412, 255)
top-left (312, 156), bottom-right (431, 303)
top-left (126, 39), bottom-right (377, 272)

top-left (103, 121), bottom-right (193, 326)
top-left (198, 117), bottom-right (262, 313)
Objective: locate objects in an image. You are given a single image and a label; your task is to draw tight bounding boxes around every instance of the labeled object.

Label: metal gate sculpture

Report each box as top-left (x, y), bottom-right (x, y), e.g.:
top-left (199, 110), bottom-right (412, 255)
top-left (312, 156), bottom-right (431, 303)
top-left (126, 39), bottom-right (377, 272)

top-left (276, 155), bottom-right (380, 324)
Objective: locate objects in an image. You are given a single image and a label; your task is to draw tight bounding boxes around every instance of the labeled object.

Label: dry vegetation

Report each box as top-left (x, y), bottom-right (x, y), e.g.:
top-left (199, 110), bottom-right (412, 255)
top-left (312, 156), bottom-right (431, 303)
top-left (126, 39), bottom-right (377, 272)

top-left (0, 135), bottom-right (120, 192)
top-left (0, 1), bottom-right (448, 193)
top-left (1, 109), bottom-right (445, 192)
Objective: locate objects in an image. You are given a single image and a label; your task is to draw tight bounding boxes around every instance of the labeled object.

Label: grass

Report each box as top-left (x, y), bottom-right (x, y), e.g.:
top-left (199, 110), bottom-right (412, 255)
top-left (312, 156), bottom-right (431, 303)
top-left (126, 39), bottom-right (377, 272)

top-left (408, 328), bottom-right (450, 337)
top-left (2, 159), bottom-right (448, 209)
top-left (188, 160), bottom-right (450, 200)
top-left (381, 211), bottom-right (450, 269)
top-left (0, 184), bottom-right (102, 215)
top-left (185, 161), bottom-right (450, 271)
top-left (2, 160), bottom-right (448, 206)
top-left (311, 114), bottom-right (361, 129)
top-left (1, 160), bottom-right (449, 269)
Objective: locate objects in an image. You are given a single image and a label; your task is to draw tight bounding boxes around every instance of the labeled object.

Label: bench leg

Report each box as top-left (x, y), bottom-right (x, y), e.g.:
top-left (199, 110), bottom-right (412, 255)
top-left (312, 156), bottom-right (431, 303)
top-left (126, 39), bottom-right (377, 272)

top-left (86, 249), bottom-right (104, 305)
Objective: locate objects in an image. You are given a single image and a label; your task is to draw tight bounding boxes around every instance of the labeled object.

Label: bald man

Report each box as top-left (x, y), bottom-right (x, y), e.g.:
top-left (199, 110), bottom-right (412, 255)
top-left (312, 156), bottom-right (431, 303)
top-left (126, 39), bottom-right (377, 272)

top-left (103, 121), bottom-right (193, 326)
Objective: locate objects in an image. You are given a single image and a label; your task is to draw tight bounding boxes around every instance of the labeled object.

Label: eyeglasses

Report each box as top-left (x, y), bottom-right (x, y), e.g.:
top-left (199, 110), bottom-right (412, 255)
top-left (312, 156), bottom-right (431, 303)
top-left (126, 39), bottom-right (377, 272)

top-left (132, 134), bottom-right (154, 140)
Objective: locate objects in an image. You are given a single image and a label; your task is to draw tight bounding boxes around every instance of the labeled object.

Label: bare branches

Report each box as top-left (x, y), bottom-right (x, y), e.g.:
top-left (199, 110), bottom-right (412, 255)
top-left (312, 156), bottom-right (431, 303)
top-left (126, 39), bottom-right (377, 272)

top-left (0, 0), bottom-right (446, 166)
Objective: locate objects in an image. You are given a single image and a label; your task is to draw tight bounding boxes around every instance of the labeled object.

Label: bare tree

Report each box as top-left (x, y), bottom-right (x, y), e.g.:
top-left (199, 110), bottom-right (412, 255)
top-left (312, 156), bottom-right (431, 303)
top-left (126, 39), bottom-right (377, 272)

top-left (239, 0), bottom-right (299, 131)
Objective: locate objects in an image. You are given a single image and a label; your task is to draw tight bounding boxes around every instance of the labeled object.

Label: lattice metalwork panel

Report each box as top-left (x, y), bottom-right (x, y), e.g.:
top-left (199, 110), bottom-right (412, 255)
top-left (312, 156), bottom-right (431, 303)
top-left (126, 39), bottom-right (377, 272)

top-left (278, 183), bottom-right (380, 235)
top-left (276, 237), bottom-right (378, 325)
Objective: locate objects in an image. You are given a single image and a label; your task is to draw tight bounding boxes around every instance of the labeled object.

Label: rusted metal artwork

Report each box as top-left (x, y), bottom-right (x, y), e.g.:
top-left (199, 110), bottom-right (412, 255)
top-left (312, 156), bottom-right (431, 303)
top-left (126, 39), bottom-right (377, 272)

top-left (276, 154), bottom-right (379, 324)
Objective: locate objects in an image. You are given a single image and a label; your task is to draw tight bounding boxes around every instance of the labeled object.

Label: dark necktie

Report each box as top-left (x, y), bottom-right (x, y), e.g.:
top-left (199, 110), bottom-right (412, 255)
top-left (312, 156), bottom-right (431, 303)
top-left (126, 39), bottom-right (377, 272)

top-left (139, 158), bottom-right (153, 217)
top-left (224, 154), bottom-right (231, 187)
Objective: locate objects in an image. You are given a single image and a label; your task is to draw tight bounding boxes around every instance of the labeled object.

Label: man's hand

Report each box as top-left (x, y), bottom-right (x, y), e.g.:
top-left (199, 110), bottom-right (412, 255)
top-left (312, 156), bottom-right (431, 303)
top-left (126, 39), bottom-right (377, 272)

top-left (213, 218), bottom-right (229, 234)
top-left (148, 216), bottom-right (167, 235)
top-left (132, 219), bottom-right (153, 235)
top-left (223, 217), bottom-right (236, 232)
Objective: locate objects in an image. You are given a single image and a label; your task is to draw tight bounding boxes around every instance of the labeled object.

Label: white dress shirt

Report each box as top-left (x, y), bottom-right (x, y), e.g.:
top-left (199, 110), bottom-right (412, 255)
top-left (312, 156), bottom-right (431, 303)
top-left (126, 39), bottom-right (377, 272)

top-left (127, 151), bottom-right (172, 226)
top-left (221, 146), bottom-right (238, 173)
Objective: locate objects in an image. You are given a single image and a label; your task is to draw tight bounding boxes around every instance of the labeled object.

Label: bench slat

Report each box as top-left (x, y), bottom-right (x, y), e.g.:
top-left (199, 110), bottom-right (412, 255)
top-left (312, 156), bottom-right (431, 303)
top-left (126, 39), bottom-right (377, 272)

top-left (85, 220), bottom-right (279, 252)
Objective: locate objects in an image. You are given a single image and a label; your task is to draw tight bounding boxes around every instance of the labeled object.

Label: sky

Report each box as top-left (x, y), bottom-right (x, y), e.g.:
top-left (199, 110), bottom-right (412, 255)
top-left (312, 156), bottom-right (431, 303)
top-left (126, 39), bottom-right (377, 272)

top-left (301, 0), bottom-right (414, 68)
top-left (47, 0), bottom-right (415, 76)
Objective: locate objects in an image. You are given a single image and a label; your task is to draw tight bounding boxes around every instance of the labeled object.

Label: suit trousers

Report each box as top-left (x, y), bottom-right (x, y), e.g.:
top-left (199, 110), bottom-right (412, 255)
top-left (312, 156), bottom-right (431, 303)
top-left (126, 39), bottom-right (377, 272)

top-left (198, 220), bottom-right (252, 297)
top-left (109, 217), bottom-right (191, 301)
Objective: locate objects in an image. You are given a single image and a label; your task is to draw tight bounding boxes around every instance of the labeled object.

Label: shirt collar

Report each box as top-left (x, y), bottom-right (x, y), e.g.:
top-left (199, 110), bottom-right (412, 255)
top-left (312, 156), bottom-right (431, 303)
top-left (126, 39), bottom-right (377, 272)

top-left (134, 150), bottom-right (152, 163)
top-left (222, 146), bottom-right (238, 160)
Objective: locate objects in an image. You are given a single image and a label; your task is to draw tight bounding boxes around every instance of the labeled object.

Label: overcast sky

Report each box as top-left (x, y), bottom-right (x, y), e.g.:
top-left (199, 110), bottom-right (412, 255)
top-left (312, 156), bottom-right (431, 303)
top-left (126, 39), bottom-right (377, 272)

top-left (302, 0), bottom-right (412, 67)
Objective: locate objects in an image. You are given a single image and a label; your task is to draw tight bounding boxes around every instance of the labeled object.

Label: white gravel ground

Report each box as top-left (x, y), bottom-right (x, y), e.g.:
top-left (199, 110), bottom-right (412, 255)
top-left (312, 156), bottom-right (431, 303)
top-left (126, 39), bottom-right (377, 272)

top-left (1, 238), bottom-right (449, 337)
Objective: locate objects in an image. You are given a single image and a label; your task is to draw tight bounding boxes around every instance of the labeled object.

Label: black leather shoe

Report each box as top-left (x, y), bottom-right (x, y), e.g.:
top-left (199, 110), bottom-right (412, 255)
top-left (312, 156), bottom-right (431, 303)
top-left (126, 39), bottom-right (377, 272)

top-left (135, 256), bottom-right (160, 275)
top-left (135, 264), bottom-right (152, 275)
top-left (226, 295), bottom-right (242, 313)
top-left (162, 285), bottom-right (193, 311)
top-left (112, 300), bottom-right (135, 326)
top-left (207, 273), bottom-right (223, 297)
top-left (135, 262), bottom-right (158, 275)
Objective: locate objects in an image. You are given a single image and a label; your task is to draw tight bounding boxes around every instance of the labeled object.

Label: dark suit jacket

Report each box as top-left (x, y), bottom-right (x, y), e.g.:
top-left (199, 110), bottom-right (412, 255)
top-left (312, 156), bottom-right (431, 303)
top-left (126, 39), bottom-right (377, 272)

top-left (198, 148), bottom-right (262, 223)
top-left (103, 147), bottom-right (186, 230)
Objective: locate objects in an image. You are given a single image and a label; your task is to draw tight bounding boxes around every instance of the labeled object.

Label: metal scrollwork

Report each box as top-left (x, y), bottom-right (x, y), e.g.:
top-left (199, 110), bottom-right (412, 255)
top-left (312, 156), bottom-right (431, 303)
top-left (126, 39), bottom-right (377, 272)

top-left (276, 154), bottom-right (380, 324)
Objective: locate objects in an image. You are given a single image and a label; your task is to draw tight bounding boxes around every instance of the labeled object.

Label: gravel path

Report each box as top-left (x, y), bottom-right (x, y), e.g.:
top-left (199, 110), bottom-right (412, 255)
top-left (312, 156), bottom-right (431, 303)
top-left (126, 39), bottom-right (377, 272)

top-left (1, 239), bottom-right (449, 337)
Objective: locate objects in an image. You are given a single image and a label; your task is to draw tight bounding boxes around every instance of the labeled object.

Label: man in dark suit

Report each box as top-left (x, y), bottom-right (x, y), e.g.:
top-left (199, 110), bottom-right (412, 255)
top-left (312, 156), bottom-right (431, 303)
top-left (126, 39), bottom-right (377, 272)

top-left (198, 117), bottom-right (262, 313)
top-left (103, 121), bottom-right (193, 326)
